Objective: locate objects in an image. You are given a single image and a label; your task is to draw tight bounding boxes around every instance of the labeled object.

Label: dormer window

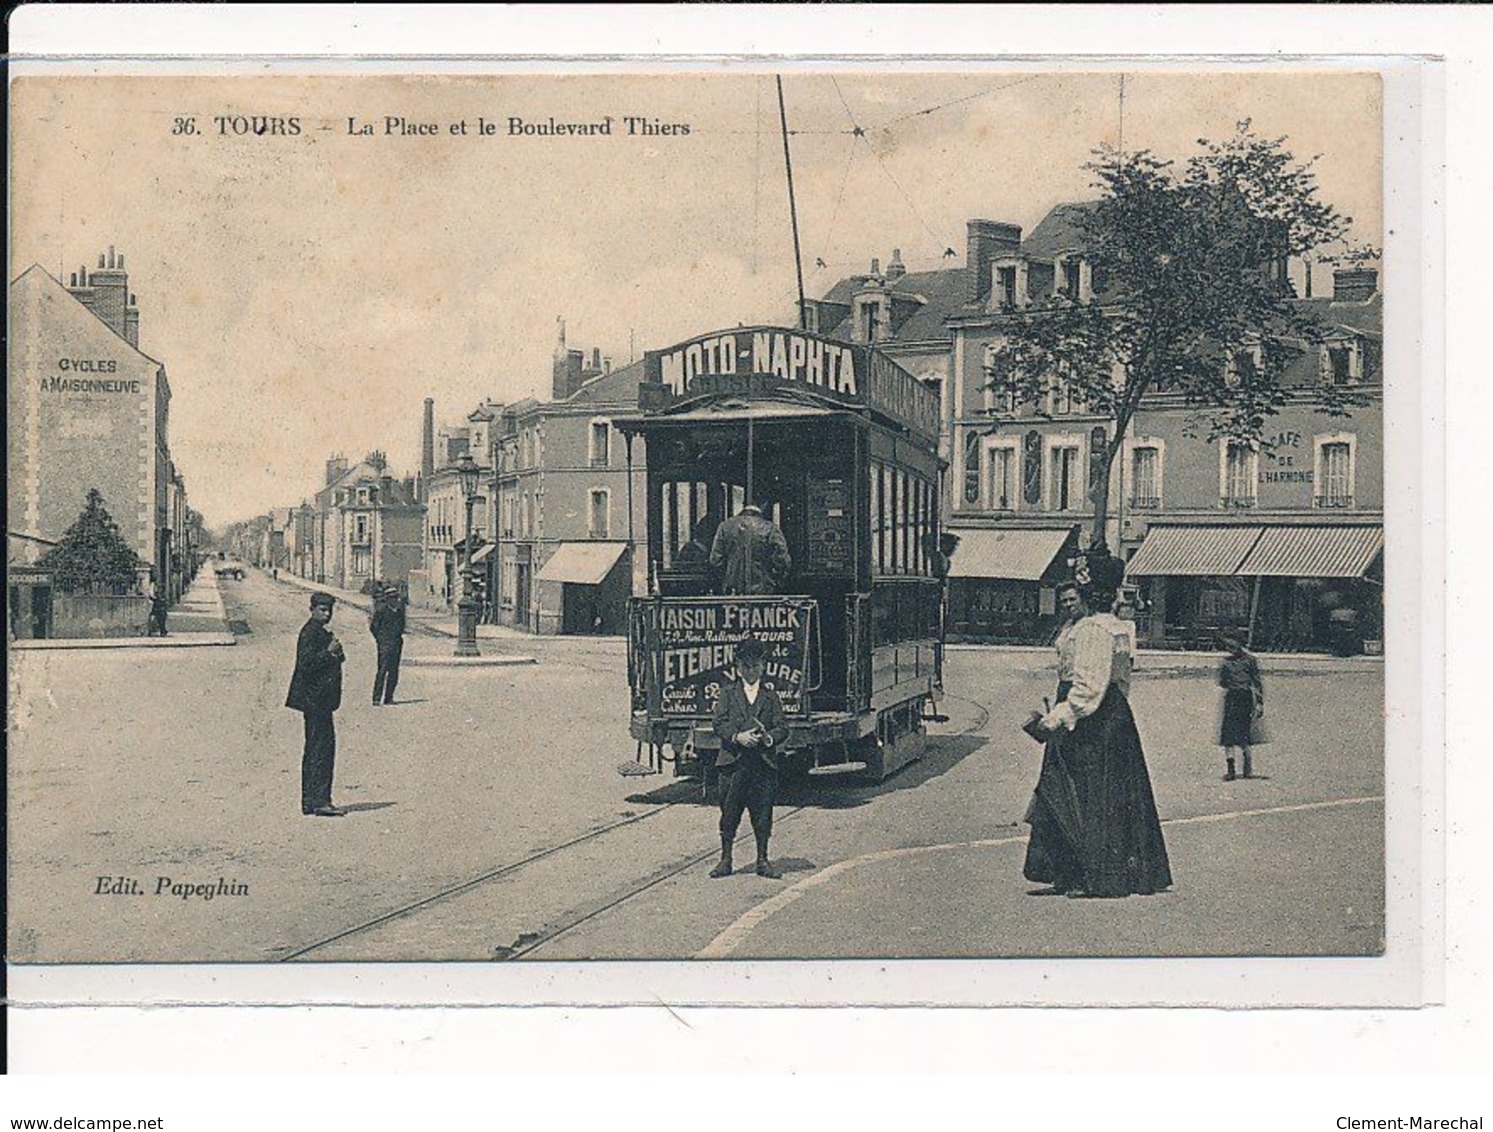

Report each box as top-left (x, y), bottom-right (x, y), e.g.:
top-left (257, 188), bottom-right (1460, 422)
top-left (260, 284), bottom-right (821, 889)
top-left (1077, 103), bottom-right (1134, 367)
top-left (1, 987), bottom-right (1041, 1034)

top-left (1062, 258), bottom-right (1081, 298)
top-left (1321, 340), bottom-right (1363, 386)
top-left (854, 296), bottom-right (888, 343)
top-left (997, 266), bottom-right (1018, 309)
top-left (991, 258), bottom-right (1029, 311)
top-left (1225, 345), bottom-right (1262, 388)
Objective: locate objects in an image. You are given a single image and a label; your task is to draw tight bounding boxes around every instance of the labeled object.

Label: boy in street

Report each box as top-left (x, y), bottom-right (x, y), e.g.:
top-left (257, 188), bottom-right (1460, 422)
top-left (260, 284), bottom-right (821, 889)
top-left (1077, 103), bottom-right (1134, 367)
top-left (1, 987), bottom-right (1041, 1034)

top-left (709, 636), bottom-right (789, 879)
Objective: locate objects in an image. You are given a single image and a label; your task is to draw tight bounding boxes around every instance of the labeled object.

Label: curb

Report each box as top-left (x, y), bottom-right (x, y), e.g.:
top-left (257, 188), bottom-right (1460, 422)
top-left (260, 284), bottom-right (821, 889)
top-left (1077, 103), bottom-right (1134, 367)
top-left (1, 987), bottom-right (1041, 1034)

top-left (401, 654), bottom-right (538, 667)
top-left (11, 633), bottom-right (237, 650)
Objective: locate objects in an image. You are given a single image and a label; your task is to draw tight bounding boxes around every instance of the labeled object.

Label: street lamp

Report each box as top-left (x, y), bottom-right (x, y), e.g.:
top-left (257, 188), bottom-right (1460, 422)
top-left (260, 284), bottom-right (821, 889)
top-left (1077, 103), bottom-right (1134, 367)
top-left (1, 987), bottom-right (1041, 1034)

top-left (454, 451), bottom-right (482, 658)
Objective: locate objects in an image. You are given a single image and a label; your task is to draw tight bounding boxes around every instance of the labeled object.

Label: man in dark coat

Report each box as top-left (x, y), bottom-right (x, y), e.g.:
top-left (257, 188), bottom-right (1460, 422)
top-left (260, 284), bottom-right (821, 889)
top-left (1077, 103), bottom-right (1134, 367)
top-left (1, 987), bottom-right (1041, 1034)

top-left (709, 636), bottom-right (790, 879)
top-left (285, 591), bottom-right (346, 817)
top-left (709, 503), bottom-right (791, 595)
top-left (369, 583), bottom-right (406, 705)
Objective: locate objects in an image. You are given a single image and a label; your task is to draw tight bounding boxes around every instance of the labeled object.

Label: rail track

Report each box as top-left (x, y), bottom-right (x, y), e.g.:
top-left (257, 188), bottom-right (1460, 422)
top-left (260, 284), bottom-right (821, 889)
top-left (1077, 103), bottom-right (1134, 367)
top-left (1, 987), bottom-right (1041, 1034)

top-left (280, 695), bottom-right (992, 962)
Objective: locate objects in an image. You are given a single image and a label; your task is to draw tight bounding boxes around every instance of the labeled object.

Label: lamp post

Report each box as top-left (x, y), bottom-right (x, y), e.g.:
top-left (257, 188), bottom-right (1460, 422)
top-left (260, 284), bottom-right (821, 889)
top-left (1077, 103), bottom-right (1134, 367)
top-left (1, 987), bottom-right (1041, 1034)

top-left (454, 451), bottom-right (482, 658)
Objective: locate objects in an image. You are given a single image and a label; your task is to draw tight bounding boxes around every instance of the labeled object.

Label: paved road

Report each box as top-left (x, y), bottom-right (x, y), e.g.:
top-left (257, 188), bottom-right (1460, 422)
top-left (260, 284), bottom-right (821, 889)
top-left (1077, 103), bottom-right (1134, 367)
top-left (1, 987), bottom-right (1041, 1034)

top-left (5, 568), bottom-right (1384, 964)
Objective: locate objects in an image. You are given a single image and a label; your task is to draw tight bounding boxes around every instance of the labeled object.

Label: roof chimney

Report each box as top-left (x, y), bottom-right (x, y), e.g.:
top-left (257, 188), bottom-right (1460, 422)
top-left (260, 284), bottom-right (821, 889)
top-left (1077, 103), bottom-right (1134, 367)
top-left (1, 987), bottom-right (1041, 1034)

top-left (870, 257), bottom-right (881, 277)
top-left (553, 348), bottom-right (585, 401)
top-left (966, 220), bottom-right (1022, 302)
top-left (420, 398), bottom-right (436, 500)
top-left (1332, 266), bottom-right (1378, 303)
top-left (885, 248), bottom-right (907, 282)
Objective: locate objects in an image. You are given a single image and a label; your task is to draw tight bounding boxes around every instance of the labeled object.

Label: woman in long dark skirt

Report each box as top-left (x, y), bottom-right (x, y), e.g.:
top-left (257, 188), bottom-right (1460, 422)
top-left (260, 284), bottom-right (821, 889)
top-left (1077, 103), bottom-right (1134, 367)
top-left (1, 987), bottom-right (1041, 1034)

top-left (1022, 555), bottom-right (1172, 898)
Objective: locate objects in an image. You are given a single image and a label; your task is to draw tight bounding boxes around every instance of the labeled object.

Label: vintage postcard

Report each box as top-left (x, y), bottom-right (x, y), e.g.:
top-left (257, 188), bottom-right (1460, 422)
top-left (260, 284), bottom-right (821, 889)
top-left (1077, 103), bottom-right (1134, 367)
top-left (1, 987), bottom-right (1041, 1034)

top-left (5, 56), bottom-right (1432, 1007)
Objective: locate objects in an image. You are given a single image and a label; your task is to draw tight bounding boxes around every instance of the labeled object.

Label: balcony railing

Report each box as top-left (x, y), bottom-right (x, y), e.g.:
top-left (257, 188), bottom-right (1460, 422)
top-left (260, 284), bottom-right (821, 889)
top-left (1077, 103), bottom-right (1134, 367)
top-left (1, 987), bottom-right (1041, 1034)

top-left (1220, 496), bottom-right (1257, 510)
top-left (1315, 495), bottom-right (1354, 509)
top-left (1129, 495), bottom-right (1161, 510)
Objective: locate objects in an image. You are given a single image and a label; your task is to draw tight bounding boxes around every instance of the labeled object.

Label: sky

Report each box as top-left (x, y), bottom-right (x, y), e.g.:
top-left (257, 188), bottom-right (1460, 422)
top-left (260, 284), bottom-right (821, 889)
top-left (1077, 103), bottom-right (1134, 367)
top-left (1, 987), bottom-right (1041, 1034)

top-left (9, 67), bottom-right (1382, 527)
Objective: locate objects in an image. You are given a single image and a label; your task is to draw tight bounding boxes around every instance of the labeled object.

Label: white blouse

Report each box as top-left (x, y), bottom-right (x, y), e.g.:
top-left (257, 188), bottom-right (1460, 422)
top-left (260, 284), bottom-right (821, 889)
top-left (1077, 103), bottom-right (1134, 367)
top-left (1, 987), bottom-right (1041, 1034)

top-left (1049, 613), bottom-right (1132, 730)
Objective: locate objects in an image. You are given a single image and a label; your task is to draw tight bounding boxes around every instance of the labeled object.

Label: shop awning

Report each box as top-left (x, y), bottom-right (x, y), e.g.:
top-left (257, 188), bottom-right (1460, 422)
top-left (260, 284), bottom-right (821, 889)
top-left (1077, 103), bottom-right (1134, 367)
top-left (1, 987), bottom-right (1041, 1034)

top-left (948, 527), bottom-right (1075, 582)
top-left (470, 543), bottom-right (495, 565)
top-left (1125, 526), bottom-right (1261, 577)
top-left (537, 542), bottom-right (628, 585)
top-left (1236, 525), bottom-right (1384, 578)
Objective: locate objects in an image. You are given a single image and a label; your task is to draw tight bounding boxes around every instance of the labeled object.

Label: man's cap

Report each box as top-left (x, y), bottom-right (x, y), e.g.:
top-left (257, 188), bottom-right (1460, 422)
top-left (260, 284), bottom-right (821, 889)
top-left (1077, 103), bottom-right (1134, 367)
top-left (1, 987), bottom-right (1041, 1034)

top-left (309, 592), bottom-right (336, 609)
top-left (735, 637), bottom-right (769, 664)
top-left (740, 502), bottom-right (763, 514)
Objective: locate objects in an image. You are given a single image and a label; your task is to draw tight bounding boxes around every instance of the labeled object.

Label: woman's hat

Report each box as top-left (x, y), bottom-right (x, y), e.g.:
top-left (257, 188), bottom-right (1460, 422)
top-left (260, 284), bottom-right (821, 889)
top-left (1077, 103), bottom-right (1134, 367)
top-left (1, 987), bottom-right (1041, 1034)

top-left (1070, 542), bottom-right (1125, 593)
top-left (309, 592), bottom-right (336, 609)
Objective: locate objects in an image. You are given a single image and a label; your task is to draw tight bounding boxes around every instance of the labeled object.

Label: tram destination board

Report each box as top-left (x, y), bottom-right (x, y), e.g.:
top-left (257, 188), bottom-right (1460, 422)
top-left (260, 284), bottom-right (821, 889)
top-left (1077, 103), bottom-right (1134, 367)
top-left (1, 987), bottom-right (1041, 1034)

top-left (646, 597), bottom-right (815, 717)
top-left (643, 326), bottom-right (940, 443)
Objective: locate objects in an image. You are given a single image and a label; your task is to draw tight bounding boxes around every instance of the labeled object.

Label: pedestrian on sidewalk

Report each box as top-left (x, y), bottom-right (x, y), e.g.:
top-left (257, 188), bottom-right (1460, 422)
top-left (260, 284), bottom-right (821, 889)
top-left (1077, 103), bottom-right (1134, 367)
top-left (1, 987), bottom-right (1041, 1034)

top-left (147, 579), bottom-right (169, 638)
top-left (709, 636), bottom-right (788, 879)
top-left (285, 592), bottom-right (346, 817)
top-left (1217, 635), bottom-right (1266, 781)
top-left (1022, 546), bottom-right (1172, 898)
top-left (369, 582), bottom-right (406, 706)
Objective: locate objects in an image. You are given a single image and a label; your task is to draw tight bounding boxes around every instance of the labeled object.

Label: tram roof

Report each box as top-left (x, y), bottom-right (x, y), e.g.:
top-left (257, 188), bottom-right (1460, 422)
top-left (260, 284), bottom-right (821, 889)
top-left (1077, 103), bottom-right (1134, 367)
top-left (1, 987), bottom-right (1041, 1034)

top-left (613, 395), bottom-right (855, 433)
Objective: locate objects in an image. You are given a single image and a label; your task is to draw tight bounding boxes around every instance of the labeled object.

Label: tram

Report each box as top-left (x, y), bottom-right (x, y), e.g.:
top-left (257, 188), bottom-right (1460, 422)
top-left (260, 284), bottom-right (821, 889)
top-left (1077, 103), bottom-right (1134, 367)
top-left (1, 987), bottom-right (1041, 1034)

top-left (616, 325), bottom-right (947, 783)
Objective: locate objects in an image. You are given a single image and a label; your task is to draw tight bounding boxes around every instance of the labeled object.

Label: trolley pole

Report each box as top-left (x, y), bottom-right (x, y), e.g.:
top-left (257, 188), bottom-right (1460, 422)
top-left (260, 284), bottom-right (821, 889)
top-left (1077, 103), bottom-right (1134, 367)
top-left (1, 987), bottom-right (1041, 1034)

top-left (777, 75), bottom-right (808, 331)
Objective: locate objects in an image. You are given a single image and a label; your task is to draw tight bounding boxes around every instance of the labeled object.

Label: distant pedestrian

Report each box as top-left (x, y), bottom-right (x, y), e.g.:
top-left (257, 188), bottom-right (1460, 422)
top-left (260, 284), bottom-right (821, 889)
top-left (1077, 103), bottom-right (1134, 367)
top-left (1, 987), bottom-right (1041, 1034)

top-left (286, 592), bottom-right (346, 817)
top-left (147, 581), bottom-right (169, 638)
top-left (1217, 635), bottom-right (1265, 781)
top-left (1022, 546), bottom-right (1172, 898)
top-left (710, 503), bottom-right (791, 596)
top-left (709, 636), bottom-right (789, 879)
top-left (369, 583), bottom-right (406, 706)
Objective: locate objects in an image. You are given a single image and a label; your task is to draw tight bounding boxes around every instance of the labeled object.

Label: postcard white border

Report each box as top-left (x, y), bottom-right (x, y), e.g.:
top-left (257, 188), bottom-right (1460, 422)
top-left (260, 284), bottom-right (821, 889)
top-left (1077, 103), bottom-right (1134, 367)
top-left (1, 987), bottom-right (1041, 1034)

top-left (3, 2), bottom-right (1468, 1081)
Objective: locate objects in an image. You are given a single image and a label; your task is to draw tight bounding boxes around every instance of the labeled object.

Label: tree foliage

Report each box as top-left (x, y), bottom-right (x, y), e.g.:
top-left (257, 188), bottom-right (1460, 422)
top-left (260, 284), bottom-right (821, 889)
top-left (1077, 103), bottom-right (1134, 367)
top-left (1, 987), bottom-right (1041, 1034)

top-left (987, 121), bottom-right (1370, 540)
top-left (36, 488), bottom-right (145, 595)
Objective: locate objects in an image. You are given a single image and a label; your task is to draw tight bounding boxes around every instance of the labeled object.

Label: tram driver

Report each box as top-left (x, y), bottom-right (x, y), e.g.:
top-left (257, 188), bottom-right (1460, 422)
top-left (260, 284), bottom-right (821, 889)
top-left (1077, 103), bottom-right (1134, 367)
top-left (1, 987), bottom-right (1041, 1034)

top-left (710, 501), bottom-right (791, 596)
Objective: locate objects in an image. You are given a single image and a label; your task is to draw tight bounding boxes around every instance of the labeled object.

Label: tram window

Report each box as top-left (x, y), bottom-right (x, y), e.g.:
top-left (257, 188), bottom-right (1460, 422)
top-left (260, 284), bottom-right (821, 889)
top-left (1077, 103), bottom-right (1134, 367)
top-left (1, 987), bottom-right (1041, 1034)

top-left (730, 484), bottom-right (746, 517)
top-left (871, 462), bottom-right (883, 576)
top-left (871, 462), bottom-right (883, 574)
top-left (893, 469), bottom-right (905, 574)
top-left (909, 473), bottom-right (919, 574)
top-left (663, 481), bottom-right (715, 570)
top-left (898, 469), bottom-right (910, 574)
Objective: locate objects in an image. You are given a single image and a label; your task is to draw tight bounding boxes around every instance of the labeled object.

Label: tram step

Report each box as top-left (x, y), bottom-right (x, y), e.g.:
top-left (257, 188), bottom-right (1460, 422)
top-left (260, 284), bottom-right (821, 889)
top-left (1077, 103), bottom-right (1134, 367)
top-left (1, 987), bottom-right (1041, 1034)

top-left (807, 761), bottom-right (869, 777)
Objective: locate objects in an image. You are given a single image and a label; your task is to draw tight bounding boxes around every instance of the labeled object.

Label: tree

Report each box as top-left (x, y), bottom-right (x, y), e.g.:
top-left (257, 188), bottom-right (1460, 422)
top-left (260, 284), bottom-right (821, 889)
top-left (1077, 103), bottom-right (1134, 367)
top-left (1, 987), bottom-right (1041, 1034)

top-left (36, 488), bottom-right (145, 595)
top-left (988, 120), bottom-right (1369, 544)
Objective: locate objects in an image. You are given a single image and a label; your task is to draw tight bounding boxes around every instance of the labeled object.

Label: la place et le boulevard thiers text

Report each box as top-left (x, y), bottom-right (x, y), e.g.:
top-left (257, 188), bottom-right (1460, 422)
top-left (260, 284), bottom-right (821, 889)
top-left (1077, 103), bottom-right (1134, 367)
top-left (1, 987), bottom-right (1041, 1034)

top-left (351, 115), bottom-right (690, 137)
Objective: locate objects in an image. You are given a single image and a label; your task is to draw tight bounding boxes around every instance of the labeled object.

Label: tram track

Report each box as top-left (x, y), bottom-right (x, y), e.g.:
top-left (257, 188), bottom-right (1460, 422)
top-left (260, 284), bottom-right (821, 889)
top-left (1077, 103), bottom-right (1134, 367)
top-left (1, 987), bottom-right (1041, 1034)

top-left (280, 694), bottom-right (994, 963)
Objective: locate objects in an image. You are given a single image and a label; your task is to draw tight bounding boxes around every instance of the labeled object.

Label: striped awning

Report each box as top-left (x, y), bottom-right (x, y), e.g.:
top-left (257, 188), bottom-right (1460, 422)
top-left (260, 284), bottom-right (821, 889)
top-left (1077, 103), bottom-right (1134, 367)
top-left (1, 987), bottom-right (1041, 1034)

top-left (1236, 525), bottom-right (1384, 578)
top-left (948, 527), bottom-right (1076, 582)
top-left (537, 542), bottom-right (628, 585)
top-left (1125, 526), bottom-right (1260, 577)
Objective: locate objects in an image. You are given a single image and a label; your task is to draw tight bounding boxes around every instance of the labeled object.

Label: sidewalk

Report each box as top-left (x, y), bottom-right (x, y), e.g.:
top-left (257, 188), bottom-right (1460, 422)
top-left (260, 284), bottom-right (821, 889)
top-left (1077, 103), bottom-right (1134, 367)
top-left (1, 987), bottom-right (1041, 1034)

top-left (10, 569), bottom-right (235, 650)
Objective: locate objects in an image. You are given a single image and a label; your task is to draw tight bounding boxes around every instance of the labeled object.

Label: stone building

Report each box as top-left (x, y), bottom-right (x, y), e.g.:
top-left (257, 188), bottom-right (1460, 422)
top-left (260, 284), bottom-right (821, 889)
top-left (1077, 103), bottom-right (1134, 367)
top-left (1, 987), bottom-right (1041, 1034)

top-left (7, 250), bottom-right (192, 602)
top-left (310, 451), bottom-right (424, 592)
top-left (492, 336), bottom-right (646, 635)
top-left (813, 208), bottom-right (1384, 650)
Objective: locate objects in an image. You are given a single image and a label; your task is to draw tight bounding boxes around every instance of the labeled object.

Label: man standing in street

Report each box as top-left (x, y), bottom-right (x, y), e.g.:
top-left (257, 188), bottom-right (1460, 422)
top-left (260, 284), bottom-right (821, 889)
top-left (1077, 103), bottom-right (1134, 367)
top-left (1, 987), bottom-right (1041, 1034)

top-left (370, 582), bottom-right (406, 706)
top-left (709, 636), bottom-right (789, 879)
top-left (286, 592), bottom-right (346, 817)
top-left (710, 502), bottom-right (791, 595)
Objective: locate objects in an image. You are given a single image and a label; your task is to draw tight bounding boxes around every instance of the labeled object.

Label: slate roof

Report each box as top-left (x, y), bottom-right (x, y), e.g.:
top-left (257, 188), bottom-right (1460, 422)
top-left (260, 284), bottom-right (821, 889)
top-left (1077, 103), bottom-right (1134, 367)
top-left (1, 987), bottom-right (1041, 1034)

top-left (1020, 201), bottom-right (1100, 260)
top-left (820, 266), bottom-right (973, 345)
top-left (564, 358), bottom-right (647, 407)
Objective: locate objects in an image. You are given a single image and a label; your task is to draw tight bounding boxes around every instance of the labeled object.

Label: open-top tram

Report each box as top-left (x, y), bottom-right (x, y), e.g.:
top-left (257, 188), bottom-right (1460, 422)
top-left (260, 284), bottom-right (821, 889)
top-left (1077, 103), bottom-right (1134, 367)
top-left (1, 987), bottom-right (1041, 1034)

top-left (617, 326), bottom-right (947, 783)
